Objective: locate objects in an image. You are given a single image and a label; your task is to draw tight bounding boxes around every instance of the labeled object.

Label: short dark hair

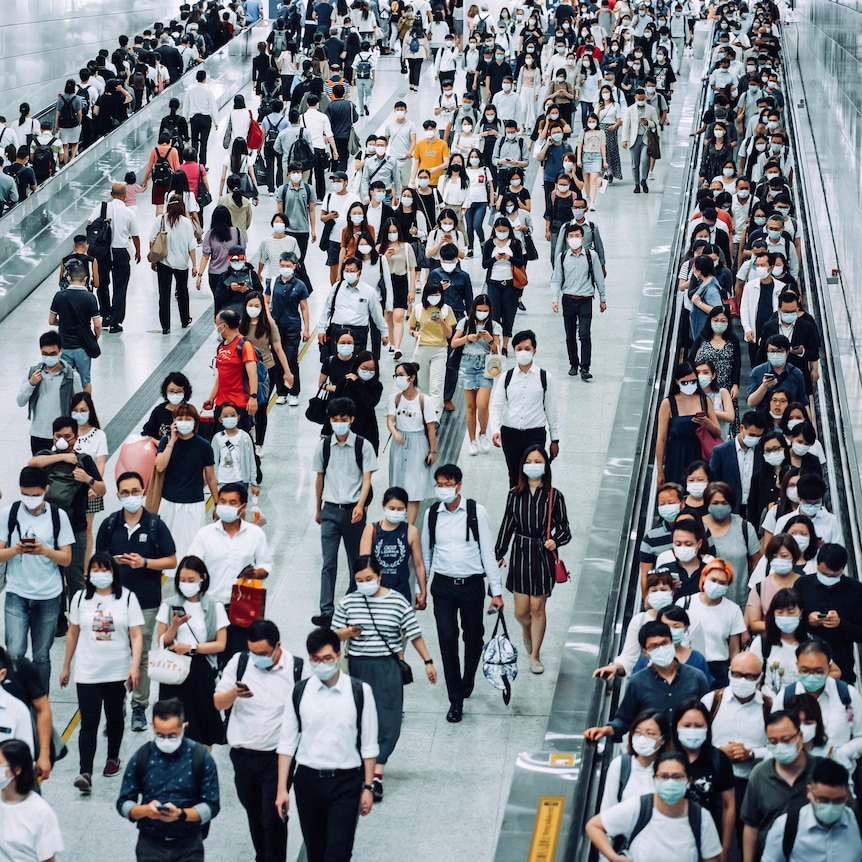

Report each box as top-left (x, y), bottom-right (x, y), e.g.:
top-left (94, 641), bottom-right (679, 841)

top-left (741, 410), bottom-right (768, 430)
top-left (153, 697), bottom-right (185, 724)
top-left (797, 473), bottom-right (826, 501)
top-left (811, 758), bottom-right (850, 788)
top-left (797, 637), bottom-right (832, 663)
top-left (247, 619), bottom-right (280, 646)
top-left (382, 486), bottom-right (409, 506)
top-left (766, 709), bottom-right (800, 732)
top-left (218, 308), bottom-right (241, 330)
top-left (307, 626), bottom-right (340, 655)
top-left (694, 254), bottom-right (715, 276)
top-left (327, 396), bottom-right (356, 419)
top-left (434, 463), bottom-right (462, 484)
top-left (196, 69), bottom-right (206, 81)
top-left (39, 331), bottom-right (63, 350)
top-left (218, 482), bottom-right (249, 505)
top-left (512, 329), bottom-right (536, 349)
top-left (352, 554), bottom-right (381, 575)
top-left (638, 620), bottom-right (672, 648)
top-left (19, 466), bottom-right (49, 489)
top-left (161, 371), bottom-right (191, 402)
top-left (52, 416), bottom-right (76, 435)
top-left (116, 471), bottom-right (145, 488)
top-left (818, 543), bottom-right (847, 572)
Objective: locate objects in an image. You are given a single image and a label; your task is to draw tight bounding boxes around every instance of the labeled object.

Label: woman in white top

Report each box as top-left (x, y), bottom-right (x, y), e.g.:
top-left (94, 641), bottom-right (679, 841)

top-left (156, 555), bottom-right (228, 746)
top-left (675, 558), bottom-right (746, 689)
top-left (595, 85), bottom-right (624, 182)
top-left (425, 207), bottom-right (467, 269)
top-left (15, 103), bottom-right (41, 147)
top-left (71, 391), bottom-right (108, 559)
top-left (712, 158), bottom-right (738, 194)
top-left (387, 361), bottom-right (438, 523)
top-left (148, 194), bottom-right (198, 334)
top-left (517, 54), bottom-right (543, 128)
top-left (437, 155), bottom-right (470, 238)
top-left (749, 513), bottom-right (818, 590)
top-left (695, 360), bottom-right (733, 439)
top-left (463, 147), bottom-right (494, 255)
top-left (227, 93), bottom-right (253, 151)
top-left (451, 119), bottom-right (479, 159)
top-left (60, 553), bottom-right (144, 793)
top-left (749, 586), bottom-right (809, 697)
top-left (0, 739), bottom-right (64, 862)
top-left (251, 212), bottom-right (299, 291)
top-left (600, 710), bottom-right (670, 812)
top-left (219, 136), bottom-right (259, 201)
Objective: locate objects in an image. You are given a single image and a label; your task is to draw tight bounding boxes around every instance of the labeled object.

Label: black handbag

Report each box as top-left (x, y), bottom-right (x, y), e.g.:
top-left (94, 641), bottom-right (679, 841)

top-left (362, 595), bottom-right (413, 685)
top-left (318, 192), bottom-right (335, 251)
top-left (196, 165), bottom-right (212, 208)
top-left (305, 386), bottom-right (330, 424)
top-left (253, 157), bottom-right (267, 187)
top-left (67, 295), bottom-right (101, 358)
top-left (523, 232), bottom-right (539, 261)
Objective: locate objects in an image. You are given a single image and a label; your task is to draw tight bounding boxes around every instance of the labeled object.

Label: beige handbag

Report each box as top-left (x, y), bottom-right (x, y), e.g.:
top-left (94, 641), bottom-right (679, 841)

top-left (147, 217), bottom-right (169, 264)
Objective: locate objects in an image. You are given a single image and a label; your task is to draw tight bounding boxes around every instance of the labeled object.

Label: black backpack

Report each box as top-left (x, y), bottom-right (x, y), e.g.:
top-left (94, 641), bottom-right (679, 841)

top-left (76, 86), bottom-right (91, 117)
top-left (263, 115), bottom-right (285, 145)
top-left (427, 497), bottom-right (480, 550)
top-left (131, 63), bottom-right (149, 91)
top-left (321, 433), bottom-right (374, 505)
top-left (86, 201), bottom-right (113, 261)
top-left (151, 147), bottom-right (173, 185)
top-left (58, 94), bottom-right (79, 129)
top-left (32, 137), bottom-right (57, 181)
top-left (621, 795), bottom-right (704, 858)
top-left (161, 117), bottom-right (183, 151)
top-left (355, 53), bottom-right (373, 80)
top-left (3, 163), bottom-right (27, 201)
top-left (289, 121), bottom-right (315, 171)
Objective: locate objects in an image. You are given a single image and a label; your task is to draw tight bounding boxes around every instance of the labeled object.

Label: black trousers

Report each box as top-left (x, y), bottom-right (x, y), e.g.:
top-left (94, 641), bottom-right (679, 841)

top-left (312, 149), bottom-right (329, 199)
top-left (500, 426), bottom-right (546, 489)
top-left (190, 114), bottom-right (213, 165)
top-left (264, 142), bottom-right (284, 193)
top-left (156, 264), bottom-right (191, 330)
top-left (136, 832), bottom-right (204, 862)
top-left (431, 574), bottom-right (485, 705)
top-left (287, 231), bottom-right (311, 288)
top-left (231, 748), bottom-right (287, 862)
top-left (100, 248), bottom-right (131, 324)
top-left (407, 58), bottom-right (423, 87)
top-left (561, 294), bottom-right (594, 371)
top-left (281, 332), bottom-right (301, 396)
top-left (77, 680), bottom-right (125, 774)
top-left (333, 137), bottom-right (350, 173)
top-left (443, 343), bottom-right (463, 402)
top-left (294, 766), bottom-right (363, 862)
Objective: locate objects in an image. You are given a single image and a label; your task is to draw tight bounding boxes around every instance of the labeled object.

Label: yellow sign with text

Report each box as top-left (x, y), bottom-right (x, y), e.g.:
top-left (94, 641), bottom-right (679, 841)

top-left (527, 795), bottom-right (566, 862)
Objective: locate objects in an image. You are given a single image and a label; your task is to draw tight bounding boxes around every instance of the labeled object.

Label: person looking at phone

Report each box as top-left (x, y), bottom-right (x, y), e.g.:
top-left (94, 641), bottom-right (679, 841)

top-left (746, 334), bottom-right (807, 411)
top-left (214, 619), bottom-right (309, 862)
top-left (708, 411), bottom-right (768, 517)
top-left (117, 697), bottom-right (220, 861)
top-left (16, 331), bottom-right (82, 455)
top-left (95, 471), bottom-right (178, 733)
top-left (60, 553), bottom-right (144, 794)
top-left (0, 467), bottom-right (74, 692)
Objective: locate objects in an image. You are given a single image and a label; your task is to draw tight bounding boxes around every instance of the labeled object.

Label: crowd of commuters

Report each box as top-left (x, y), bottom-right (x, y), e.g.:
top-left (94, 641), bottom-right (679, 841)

top-left (1, 0), bottom-right (857, 861)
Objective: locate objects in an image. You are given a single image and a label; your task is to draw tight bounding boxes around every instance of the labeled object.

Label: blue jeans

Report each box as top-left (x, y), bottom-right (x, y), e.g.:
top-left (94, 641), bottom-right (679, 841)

top-left (356, 79), bottom-right (373, 113)
top-left (464, 202), bottom-right (487, 249)
top-left (62, 347), bottom-right (92, 387)
top-left (5, 592), bottom-right (63, 692)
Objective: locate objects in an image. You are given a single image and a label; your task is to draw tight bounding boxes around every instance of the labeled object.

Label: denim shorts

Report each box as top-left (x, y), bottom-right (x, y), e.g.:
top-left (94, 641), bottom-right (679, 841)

top-left (62, 347), bottom-right (92, 386)
top-left (459, 352), bottom-right (492, 390)
top-left (582, 152), bottom-right (603, 174)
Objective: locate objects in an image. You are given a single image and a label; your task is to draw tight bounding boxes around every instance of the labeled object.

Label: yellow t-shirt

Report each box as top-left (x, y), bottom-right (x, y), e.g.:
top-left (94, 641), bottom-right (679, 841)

top-left (414, 138), bottom-right (450, 185)
top-left (409, 303), bottom-right (457, 347)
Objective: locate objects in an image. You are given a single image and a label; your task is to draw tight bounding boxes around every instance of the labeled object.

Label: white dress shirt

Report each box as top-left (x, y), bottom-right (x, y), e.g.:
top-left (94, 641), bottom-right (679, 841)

top-left (0, 687), bottom-right (35, 757)
top-left (317, 279), bottom-right (387, 332)
top-left (489, 363), bottom-right (560, 440)
top-left (183, 82), bottom-right (219, 119)
top-left (91, 199), bottom-right (140, 252)
top-left (763, 804), bottom-right (862, 862)
top-left (420, 497), bottom-right (502, 595)
top-left (774, 508), bottom-right (843, 546)
top-left (276, 672), bottom-right (379, 768)
top-left (216, 648), bottom-right (309, 750)
top-left (186, 520), bottom-right (274, 605)
top-left (734, 437), bottom-right (755, 504)
top-left (300, 108), bottom-right (333, 149)
top-left (702, 688), bottom-right (769, 778)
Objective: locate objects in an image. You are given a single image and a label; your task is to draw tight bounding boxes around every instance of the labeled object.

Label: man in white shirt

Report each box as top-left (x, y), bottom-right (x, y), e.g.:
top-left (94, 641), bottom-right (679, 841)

top-left (88, 182), bottom-right (141, 332)
top-left (421, 464), bottom-right (503, 722)
top-left (275, 627), bottom-right (378, 861)
top-left (186, 483), bottom-right (273, 659)
top-left (182, 69), bottom-right (219, 166)
top-left (215, 619), bottom-right (307, 862)
top-left (316, 258), bottom-right (387, 353)
top-left (489, 330), bottom-right (560, 488)
top-left (0, 118), bottom-right (19, 151)
top-left (299, 95), bottom-right (337, 198)
top-left (0, 673), bottom-right (36, 757)
top-left (380, 101), bottom-right (417, 189)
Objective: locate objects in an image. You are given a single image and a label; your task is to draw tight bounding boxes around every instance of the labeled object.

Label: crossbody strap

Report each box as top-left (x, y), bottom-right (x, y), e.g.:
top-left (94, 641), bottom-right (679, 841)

top-left (361, 594), bottom-right (400, 658)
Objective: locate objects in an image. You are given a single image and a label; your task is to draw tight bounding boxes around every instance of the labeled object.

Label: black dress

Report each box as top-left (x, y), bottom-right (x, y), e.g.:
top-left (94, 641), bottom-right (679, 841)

top-left (495, 485), bottom-right (571, 596)
top-left (323, 376), bottom-right (383, 451)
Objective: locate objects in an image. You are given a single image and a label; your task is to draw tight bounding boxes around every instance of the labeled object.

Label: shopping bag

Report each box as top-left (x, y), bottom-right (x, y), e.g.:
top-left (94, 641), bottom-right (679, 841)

top-left (148, 636), bottom-right (192, 685)
top-left (229, 578), bottom-right (267, 627)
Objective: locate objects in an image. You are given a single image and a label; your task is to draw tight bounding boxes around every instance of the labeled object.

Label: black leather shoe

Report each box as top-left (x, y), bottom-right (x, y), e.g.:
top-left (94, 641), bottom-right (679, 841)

top-left (462, 681), bottom-right (474, 699)
top-left (109, 324), bottom-right (124, 333)
top-left (311, 614), bottom-right (332, 628)
top-left (446, 702), bottom-right (463, 723)
top-left (581, 369), bottom-right (593, 381)
top-left (162, 328), bottom-right (171, 335)
top-left (642, 183), bottom-right (649, 193)
top-left (633, 186), bottom-right (641, 194)
top-left (568, 366), bottom-right (578, 376)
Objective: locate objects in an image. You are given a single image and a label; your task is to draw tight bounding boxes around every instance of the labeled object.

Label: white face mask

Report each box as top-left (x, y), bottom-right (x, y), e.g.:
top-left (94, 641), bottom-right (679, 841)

top-left (686, 481), bottom-right (707, 498)
top-left (515, 350), bottom-right (533, 367)
top-left (216, 503), bottom-right (241, 523)
top-left (441, 261), bottom-right (457, 273)
top-left (383, 508), bottom-right (407, 523)
top-left (22, 495), bottom-right (44, 512)
top-left (280, 266), bottom-right (295, 278)
top-left (703, 578), bottom-right (728, 600)
top-left (290, 172), bottom-right (302, 183)
top-left (440, 223), bottom-right (454, 232)
top-left (356, 579), bottom-right (380, 596)
top-left (358, 368), bottom-right (375, 382)
top-left (375, 146), bottom-right (386, 156)
top-left (175, 421), bottom-right (195, 436)
top-left (343, 271), bottom-right (359, 284)
top-left (388, 232), bottom-right (400, 242)
top-left (729, 676), bottom-right (759, 699)
top-left (179, 581), bottom-right (201, 597)
top-left (469, 158), bottom-right (481, 166)
top-left (247, 306), bottom-right (262, 319)
top-left (567, 237), bottom-right (583, 250)
top-left (394, 376), bottom-right (411, 392)
top-left (631, 734), bottom-right (661, 757)
top-left (89, 571), bottom-right (114, 590)
top-left (54, 437), bottom-right (70, 451)
top-left (436, 486), bottom-right (457, 504)
top-left (350, 214), bottom-right (364, 225)
top-left (674, 544), bottom-right (697, 562)
top-left (121, 495), bottom-right (144, 513)
top-left (154, 734), bottom-right (184, 754)
top-left (427, 295), bottom-right (442, 307)
top-left (357, 243), bottom-right (372, 255)
top-left (425, 129), bottom-right (438, 140)
top-left (311, 661), bottom-right (339, 681)
top-left (475, 310), bottom-right (490, 320)
top-left (395, 110), bottom-right (406, 119)
top-left (272, 222), bottom-right (286, 234)
top-left (166, 392), bottom-right (185, 405)
top-left (331, 181), bottom-right (345, 192)
top-left (331, 421), bottom-right (351, 437)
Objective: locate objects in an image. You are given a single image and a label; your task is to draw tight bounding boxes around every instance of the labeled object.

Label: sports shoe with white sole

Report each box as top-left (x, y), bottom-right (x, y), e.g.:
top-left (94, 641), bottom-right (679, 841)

top-left (479, 435), bottom-right (491, 453)
top-left (288, 395), bottom-right (299, 407)
top-left (469, 441), bottom-right (479, 456)
top-left (276, 395), bottom-right (288, 405)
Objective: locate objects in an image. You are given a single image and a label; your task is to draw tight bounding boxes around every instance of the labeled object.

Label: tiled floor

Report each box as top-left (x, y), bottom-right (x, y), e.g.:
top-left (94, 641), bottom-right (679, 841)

top-left (0, 35), bottom-right (694, 862)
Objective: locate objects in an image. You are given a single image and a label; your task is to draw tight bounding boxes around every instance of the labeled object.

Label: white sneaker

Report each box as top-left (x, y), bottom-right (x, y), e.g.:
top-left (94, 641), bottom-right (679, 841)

top-left (288, 395), bottom-right (299, 407)
top-left (276, 395), bottom-right (288, 405)
top-left (479, 435), bottom-right (491, 453)
top-left (588, 200), bottom-right (596, 211)
top-left (255, 445), bottom-right (263, 458)
top-left (469, 441), bottom-right (479, 456)
top-left (648, 172), bottom-right (656, 182)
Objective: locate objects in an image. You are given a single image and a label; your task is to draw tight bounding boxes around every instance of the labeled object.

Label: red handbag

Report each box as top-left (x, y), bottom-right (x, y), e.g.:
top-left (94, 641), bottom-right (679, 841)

top-left (725, 296), bottom-right (741, 318)
top-left (547, 487), bottom-right (570, 584)
top-left (247, 110), bottom-right (264, 151)
top-left (229, 578), bottom-right (266, 627)
top-left (696, 423), bottom-right (722, 460)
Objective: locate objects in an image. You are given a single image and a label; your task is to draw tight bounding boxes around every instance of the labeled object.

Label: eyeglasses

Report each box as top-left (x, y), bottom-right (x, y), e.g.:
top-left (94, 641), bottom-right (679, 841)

top-left (767, 732), bottom-right (799, 745)
top-left (729, 671), bottom-right (760, 682)
top-left (309, 655), bottom-right (338, 665)
top-left (655, 773), bottom-right (687, 781)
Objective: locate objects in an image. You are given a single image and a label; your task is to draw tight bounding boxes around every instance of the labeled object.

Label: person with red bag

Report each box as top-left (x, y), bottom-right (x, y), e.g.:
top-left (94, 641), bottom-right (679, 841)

top-left (494, 445), bottom-right (571, 676)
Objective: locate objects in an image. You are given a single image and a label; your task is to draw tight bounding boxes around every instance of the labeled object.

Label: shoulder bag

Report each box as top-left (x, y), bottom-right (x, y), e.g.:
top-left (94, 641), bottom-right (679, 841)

top-left (362, 595), bottom-right (413, 685)
top-left (148, 634), bottom-right (192, 685)
top-left (547, 487), bottom-right (570, 583)
top-left (196, 165), bottom-right (212, 207)
top-left (305, 385), bottom-right (330, 424)
top-left (147, 216), bottom-right (169, 264)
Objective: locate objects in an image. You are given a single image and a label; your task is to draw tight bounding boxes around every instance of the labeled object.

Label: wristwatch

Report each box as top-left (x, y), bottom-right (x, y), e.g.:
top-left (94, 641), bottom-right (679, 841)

top-left (362, 784), bottom-right (374, 793)
top-left (178, 808), bottom-right (188, 822)
top-left (424, 659), bottom-right (434, 665)
top-left (248, 394), bottom-right (258, 399)
top-left (189, 647), bottom-right (197, 657)
top-left (88, 477), bottom-right (95, 487)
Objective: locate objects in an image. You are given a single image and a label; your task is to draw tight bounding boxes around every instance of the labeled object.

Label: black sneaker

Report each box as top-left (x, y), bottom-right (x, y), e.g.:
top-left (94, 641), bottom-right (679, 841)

top-left (568, 366), bottom-right (579, 376)
top-left (580, 369), bottom-right (593, 381)
top-left (131, 705), bottom-right (147, 732)
top-left (311, 614), bottom-right (332, 627)
top-left (517, 301), bottom-right (526, 311)
top-left (372, 778), bottom-right (383, 801)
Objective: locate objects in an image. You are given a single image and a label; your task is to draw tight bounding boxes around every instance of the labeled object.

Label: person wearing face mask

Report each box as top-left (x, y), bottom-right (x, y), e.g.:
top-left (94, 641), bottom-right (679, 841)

top-left (482, 218), bottom-right (526, 353)
top-left (785, 421), bottom-right (823, 478)
top-left (95, 471), bottom-right (177, 733)
top-left (619, 87), bottom-right (658, 193)
top-left (60, 553), bottom-right (144, 793)
top-left (324, 352), bottom-right (383, 452)
top-left (411, 120), bottom-right (451, 188)
top-left (747, 333), bottom-right (807, 413)
top-left (517, 52), bottom-right (543, 129)
top-left (676, 558), bottom-right (745, 688)
top-left (250, 214), bottom-right (300, 297)
top-left (331, 555), bottom-right (435, 799)
top-left (772, 474), bottom-right (843, 548)
top-left (762, 758), bottom-right (862, 862)
top-left (739, 251), bottom-right (784, 363)
top-left (213, 246), bottom-right (264, 316)
top-left (495, 446), bottom-right (571, 673)
top-left (380, 102), bottom-right (418, 189)
top-left (708, 410), bottom-right (768, 516)
top-left (360, 487), bottom-right (427, 605)
top-left (359, 135), bottom-right (401, 207)
top-left (588, 751), bottom-right (722, 862)
top-left (210, 403), bottom-right (258, 493)
top-left (585, 621), bottom-right (711, 744)
top-left (679, 461), bottom-right (712, 517)
top-left (117, 696), bottom-right (221, 859)
top-left (437, 155), bottom-right (470, 240)
top-left (595, 85), bottom-right (624, 182)
top-left (407, 283), bottom-right (457, 414)
top-left (0, 738), bottom-right (64, 859)
top-left (18, 331), bottom-right (83, 455)
top-left (576, 113), bottom-right (607, 209)
top-left (213, 619), bottom-right (308, 862)
top-left (402, 22), bottom-right (430, 91)
top-left (491, 77), bottom-right (522, 134)
top-left (536, 120), bottom-right (573, 203)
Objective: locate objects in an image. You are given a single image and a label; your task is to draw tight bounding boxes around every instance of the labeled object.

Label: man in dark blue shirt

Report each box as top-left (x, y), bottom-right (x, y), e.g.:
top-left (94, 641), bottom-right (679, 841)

top-left (427, 243), bottom-right (474, 411)
top-left (584, 621), bottom-right (710, 742)
top-left (117, 698), bottom-right (220, 861)
top-left (314, 0), bottom-right (334, 35)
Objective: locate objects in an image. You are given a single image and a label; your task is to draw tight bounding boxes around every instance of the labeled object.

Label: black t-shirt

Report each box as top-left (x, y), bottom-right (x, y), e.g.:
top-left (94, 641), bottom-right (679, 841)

top-left (156, 434), bottom-right (215, 503)
top-left (142, 403), bottom-right (176, 441)
top-left (321, 354), bottom-right (354, 387)
top-left (49, 286), bottom-right (100, 349)
top-left (38, 450), bottom-right (102, 532)
top-left (687, 745), bottom-right (735, 827)
top-left (1, 655), bottom-right (47, 705)
top-left (95, 511), bottom-right (177, 609)
top-left (62, 252), bottom-right (95, 287)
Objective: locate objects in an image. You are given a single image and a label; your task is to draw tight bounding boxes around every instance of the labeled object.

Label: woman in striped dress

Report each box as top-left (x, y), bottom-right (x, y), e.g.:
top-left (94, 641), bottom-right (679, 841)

top-left (495, 445), bottom-right (571, 674)
top-left (332, 555), bottom-right (436, 801)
